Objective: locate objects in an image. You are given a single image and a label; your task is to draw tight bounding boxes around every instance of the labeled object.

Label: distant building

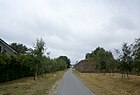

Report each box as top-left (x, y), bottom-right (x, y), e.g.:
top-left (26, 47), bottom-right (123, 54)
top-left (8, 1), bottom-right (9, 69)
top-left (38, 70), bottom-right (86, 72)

top-left (75, 60), bottom-right (96, 73)
top-left (0, 38), bottom-right (17, 55)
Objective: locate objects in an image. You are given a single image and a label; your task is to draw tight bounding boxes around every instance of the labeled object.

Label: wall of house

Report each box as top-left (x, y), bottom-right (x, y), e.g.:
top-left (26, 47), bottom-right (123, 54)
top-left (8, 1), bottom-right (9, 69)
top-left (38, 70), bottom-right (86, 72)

top-left (75, 60), bottom-right (96, 73)
top-left (0, 42), bottom-right (16, 55)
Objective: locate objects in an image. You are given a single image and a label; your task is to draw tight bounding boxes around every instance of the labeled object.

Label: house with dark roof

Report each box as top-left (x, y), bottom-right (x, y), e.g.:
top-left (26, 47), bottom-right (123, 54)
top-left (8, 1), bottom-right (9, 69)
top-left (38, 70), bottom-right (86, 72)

top-left (0, 38), bottom-right (17, 55)
top-left (75, 60), bottom-right (96, 73)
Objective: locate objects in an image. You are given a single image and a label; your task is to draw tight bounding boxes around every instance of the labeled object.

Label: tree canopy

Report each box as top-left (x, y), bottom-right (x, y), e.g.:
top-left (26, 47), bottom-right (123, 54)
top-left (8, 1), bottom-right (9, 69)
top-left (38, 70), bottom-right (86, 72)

top-left (81, 38), bottom-right (140, 78)
top-left (85, 47), bottom-right (115, 74)
top-left (10, 43), bottom-right (28, 54)
top-left (0, 38), bottom-right (70, 82)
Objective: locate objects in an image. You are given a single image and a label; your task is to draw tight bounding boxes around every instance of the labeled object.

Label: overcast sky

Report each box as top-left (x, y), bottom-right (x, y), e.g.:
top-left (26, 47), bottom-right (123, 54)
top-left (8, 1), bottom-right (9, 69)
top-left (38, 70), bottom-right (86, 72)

top-left (0, 0), bottom-right (140, 64)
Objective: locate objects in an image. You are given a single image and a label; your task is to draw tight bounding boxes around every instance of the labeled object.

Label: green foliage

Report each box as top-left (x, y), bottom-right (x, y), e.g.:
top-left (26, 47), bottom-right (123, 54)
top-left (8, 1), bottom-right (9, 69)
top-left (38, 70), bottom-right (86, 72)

top-left (133, 38), bottom-right (140, 75)
top-left (0, 54), bottom-right (70, 83)
top-left (33, 38), bottom-right (45, 57)
top-left (32, 38), bottom-right (46, 80)
top-left (115, 38), bottom-right (140, 77)
top-left (85, 47), bottom-right (115, 73)
top-left (10, 43), bottom-right (28, 54)
top-left (0, 38), bottom-right (70, 83)
top-left (58, 56), bottom-right (71, 68)
top-left (121, 43), bottom-right (133, 71)
top-left (116, 43), bottom-right (133, 78)
top-left (0, 54), bottom-right (34, 83)
top-left (84, 38), bottom-right (140, 77)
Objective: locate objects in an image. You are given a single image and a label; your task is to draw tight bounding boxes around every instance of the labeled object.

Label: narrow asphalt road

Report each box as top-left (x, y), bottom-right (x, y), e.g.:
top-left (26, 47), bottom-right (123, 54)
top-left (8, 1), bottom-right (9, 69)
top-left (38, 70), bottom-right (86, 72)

top-left (56, 69), bottom-right (94, 95)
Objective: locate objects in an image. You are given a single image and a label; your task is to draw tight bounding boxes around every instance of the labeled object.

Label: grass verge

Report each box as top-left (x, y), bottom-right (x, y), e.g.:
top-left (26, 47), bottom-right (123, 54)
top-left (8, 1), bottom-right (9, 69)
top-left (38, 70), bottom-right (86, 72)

top-left (73, 70), bottom-right (140, 95)
top-left (0, 70), bottom-right (66, 95)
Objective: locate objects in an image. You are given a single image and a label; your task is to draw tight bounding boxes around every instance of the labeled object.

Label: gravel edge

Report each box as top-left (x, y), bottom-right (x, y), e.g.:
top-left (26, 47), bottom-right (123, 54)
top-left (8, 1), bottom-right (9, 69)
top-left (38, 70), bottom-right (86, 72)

top-left (48, 79), bottom-right (62, 95)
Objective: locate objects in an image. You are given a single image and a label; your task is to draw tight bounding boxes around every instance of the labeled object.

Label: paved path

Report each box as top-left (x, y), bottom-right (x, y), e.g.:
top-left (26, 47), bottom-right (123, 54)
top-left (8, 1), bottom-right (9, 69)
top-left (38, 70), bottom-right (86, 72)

top-left (56, 69), bottom-right (94, 95)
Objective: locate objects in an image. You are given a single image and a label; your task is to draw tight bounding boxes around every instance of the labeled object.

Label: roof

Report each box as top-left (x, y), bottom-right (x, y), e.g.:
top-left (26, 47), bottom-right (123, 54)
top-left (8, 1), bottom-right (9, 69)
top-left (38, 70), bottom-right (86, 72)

top-left (0, 38), bottom-right (17, 54)
top-left (78, 60), bottom-right (95, 65)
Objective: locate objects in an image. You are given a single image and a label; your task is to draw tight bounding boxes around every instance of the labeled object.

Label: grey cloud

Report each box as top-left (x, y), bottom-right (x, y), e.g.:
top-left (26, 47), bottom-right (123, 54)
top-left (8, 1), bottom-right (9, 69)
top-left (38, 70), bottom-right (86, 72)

top-left (0, 0), bottom-right (140, 64)
top-left (109, 17), bottom-right (137, 30)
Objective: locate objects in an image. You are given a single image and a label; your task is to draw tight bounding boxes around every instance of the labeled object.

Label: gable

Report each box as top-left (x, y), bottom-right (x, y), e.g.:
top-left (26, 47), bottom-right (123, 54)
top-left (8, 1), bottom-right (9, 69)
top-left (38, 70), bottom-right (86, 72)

top-left (0, 38), bottom-right (17, 55)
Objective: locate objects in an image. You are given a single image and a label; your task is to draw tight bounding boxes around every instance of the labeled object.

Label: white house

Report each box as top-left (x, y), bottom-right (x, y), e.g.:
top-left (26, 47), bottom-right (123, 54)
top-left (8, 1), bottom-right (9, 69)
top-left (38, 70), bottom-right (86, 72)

top-left (0, 38), bottom-right (17, 55)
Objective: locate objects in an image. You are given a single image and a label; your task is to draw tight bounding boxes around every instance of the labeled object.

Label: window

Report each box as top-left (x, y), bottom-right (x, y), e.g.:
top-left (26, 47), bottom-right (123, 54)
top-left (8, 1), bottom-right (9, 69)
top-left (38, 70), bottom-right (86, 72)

top-left (0, 46), bottom-right (1, 53)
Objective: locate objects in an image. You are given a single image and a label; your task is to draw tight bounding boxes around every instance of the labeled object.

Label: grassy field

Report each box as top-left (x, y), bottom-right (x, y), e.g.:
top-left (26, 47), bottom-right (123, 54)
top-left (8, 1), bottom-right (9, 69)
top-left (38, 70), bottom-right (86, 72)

top-left (73, 70), bottom-right (140, 95)
top-left (0, 70), bottom-right (66, 95)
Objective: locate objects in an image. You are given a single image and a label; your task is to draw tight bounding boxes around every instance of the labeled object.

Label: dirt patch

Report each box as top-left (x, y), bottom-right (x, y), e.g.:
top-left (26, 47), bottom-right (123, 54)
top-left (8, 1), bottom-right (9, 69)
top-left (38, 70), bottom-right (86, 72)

top-left (48, 79), bottom-right (61, 95)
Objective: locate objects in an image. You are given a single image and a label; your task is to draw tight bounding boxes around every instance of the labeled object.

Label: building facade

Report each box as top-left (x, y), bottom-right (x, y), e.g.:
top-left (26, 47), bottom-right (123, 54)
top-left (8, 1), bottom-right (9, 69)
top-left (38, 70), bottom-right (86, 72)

top-left (75, 60), bottom-right (96, 73)
top-left (0, 38), bottom-right (17, 55)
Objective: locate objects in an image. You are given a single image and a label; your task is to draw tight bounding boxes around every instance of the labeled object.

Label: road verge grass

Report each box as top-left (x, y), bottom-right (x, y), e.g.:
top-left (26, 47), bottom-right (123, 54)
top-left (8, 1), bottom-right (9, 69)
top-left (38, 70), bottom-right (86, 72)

top-left (0, 70), bottom-right (66, 95)
top-left (73, 70), bottom-right (140, 95)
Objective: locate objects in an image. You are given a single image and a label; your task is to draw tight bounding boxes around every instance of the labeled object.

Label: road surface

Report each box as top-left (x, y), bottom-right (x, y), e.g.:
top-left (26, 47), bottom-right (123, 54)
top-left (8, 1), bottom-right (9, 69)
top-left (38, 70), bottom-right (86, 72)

top-left (56, 69), bottom-right (94, 95)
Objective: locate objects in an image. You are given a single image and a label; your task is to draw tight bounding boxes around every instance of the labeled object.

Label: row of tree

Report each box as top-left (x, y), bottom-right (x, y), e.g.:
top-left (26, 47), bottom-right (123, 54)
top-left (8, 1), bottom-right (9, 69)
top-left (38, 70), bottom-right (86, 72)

top-left (0, 38), bottom-right (71, 83)
top-left (85, 38), bottom-right (140, 78)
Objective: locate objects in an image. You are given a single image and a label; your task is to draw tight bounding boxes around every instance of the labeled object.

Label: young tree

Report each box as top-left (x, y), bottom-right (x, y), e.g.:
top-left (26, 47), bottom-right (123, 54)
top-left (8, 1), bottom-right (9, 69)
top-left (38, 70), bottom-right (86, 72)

top-left (105, 51), bottom-right (116, 76)
top-left (33, 38), bottom-right (46, 80)
top-left (119, 43), bottom-right (133, 78)
top-left (133, 38), bottom-right (140, 75)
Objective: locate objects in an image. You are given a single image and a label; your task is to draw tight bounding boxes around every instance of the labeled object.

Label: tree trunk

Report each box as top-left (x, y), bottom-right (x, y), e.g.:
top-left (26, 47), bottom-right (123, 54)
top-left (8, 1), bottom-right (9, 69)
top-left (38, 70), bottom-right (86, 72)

top-left (34, 71), bottom-right (38, 80)
top-left (126, 71), bottom-right (129, 79)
